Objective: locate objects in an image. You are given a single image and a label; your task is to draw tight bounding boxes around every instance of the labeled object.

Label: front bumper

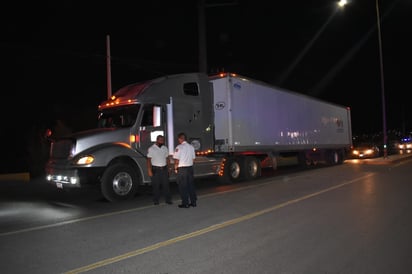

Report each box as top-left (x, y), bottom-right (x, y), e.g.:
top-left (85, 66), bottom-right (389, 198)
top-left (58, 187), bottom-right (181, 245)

top-left (45, 166), bottom-right (104, 189)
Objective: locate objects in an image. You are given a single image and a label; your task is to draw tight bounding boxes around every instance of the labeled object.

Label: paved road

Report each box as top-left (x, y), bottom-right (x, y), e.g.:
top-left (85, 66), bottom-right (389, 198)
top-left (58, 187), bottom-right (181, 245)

top-left (1, 155), bottom-right (412, 273)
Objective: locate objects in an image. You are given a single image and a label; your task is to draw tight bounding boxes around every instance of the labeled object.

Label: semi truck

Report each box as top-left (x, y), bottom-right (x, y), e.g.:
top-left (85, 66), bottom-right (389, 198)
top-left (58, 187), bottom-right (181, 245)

top-left (45, 72), bottom-right (352, 202)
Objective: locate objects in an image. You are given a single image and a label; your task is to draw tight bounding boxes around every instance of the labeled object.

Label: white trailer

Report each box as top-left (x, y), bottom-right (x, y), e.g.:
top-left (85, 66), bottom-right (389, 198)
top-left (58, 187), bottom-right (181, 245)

top-left (209, 73), bottom-right (352, 181)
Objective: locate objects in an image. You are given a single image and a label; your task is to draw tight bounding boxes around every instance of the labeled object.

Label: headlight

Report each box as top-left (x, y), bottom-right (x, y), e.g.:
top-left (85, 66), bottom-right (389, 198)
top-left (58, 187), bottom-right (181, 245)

top-left (76, 156), bottom-right (95, 165)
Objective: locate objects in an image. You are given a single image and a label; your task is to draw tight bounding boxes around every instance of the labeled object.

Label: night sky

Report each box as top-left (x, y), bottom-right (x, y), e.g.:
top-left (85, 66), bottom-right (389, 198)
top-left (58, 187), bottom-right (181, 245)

top-left (2, 0), bottom-right (411, 136)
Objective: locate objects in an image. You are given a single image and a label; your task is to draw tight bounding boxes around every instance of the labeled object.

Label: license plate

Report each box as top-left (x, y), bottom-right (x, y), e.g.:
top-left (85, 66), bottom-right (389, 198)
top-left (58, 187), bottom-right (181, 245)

top-left (56, 182), bottom-right (63, 189)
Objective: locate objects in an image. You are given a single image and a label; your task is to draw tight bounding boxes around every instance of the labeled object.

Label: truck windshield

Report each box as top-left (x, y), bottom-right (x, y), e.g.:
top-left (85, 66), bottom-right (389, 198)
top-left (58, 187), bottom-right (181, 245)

top-left (97, 105), bottom-right (140, 128)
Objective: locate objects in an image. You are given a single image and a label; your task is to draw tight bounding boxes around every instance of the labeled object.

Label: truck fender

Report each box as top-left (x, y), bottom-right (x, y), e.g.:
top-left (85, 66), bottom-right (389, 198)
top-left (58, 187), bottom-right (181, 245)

top-left (77, 143), bottom-right (148, 191)
top-left (76, 143), bottom-right (144, 167)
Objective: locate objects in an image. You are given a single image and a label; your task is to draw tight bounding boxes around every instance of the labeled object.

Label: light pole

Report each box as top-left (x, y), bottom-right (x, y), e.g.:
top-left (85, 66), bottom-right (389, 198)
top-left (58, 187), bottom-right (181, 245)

top-left (197, 0), bottom-right (239, 73)
top-left (338, 0), bottom-right (387, 158)
top-left (375, 0), bottom-right (388, 158)
top-left (198, 0), bottom-right (207, 73)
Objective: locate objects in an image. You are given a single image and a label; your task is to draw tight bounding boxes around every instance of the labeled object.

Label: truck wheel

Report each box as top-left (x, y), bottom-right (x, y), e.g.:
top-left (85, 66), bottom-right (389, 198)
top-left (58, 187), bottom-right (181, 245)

top-left (218, 157), bottom-right (242, 183)
top-left (100, 163), bottom-right (139, 202)
top-left (242, 157), bottom-right (261, 180)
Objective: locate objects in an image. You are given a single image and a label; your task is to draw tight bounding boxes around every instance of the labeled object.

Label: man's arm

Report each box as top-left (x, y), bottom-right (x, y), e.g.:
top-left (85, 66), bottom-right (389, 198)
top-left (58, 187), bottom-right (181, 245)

top-left (147, 157), bottom-right (153, 177)
top-left (174, 159), bottom-right (179, 173)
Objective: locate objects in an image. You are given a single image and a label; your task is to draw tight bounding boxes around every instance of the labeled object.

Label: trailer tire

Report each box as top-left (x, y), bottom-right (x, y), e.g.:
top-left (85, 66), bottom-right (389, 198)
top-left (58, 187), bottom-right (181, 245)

top-left (270, 154), bottom-right (278, 171)
top-left (242, 156), bottom-right (261, 180)
top-left (328, 150), bottom-right (341, 165)
top-left (100, 162), bottom-right (139, 202)
top-left (298, 152), bottom-right (312, 168)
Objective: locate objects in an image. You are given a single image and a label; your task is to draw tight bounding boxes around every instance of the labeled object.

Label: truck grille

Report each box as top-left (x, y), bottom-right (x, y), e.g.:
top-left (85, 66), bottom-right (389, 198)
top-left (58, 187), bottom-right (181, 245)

top-left (51, 139), bottom-right (74, 159)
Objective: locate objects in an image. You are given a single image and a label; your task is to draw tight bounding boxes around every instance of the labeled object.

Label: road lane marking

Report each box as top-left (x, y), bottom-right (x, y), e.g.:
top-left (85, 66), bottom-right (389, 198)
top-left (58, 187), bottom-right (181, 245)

top-left (0, 205), bottom-right (155, 237)
top-left (64, 173), bottom-right (374, 274)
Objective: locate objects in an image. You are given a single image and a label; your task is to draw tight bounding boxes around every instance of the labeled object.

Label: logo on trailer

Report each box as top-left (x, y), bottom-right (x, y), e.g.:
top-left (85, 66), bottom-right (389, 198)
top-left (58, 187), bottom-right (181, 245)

top-left (215, 102), bottom-right (225, 110)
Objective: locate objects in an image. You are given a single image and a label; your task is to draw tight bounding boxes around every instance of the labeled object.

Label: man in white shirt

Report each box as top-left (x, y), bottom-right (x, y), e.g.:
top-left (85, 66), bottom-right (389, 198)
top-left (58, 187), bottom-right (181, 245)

top-left (173, 132), bottom-right (197, 208)
top-left (147, 135), bottom-right (172, 205)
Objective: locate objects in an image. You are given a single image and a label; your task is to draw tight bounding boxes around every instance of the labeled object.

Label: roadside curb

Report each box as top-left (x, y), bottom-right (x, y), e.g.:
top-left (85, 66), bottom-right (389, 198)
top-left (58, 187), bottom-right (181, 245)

top-left (0, 173), bottom-right (30, 182)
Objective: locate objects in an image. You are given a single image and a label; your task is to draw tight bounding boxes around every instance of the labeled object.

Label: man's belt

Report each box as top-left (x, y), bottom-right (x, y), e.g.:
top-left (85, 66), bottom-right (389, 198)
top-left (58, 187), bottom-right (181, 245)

top-left (152, 166), bottom-right (167, 169)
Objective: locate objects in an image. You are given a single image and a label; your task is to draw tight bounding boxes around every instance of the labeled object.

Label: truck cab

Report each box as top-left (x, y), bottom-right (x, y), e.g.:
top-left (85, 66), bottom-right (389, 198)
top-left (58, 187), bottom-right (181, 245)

top-left (46, 73), bottom-right (221, 202)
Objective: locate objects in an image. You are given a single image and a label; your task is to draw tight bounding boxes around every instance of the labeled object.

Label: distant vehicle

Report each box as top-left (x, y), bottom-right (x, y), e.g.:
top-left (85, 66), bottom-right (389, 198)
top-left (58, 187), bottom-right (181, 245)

top-left (398, 136), bottom-right (412, 150)
top-left (351, 143), bottom-right (380, 158)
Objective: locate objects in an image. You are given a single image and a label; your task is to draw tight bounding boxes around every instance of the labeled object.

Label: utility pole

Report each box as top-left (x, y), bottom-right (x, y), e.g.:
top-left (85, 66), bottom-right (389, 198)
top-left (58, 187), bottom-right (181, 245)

top-left (106, 34), bottom-right (112, 99)
top-left (198, 0), bottom-right (207, 73)
top-left (197, 0), bottom-right (238, 73)
top-left (376, 0), bottom-right (387, 158)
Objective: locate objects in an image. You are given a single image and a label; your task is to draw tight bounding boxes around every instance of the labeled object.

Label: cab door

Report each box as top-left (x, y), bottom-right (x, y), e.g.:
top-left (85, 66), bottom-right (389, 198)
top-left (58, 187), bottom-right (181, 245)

top-left (138, 104), bottom-right (166, 152)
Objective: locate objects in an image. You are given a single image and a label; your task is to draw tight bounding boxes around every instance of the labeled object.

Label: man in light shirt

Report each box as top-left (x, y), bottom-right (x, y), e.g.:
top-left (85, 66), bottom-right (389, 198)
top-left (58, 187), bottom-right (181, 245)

top-left (173, 132), bottom-right (197, 208)
top-left (147, 135), bottom-right (172, 205)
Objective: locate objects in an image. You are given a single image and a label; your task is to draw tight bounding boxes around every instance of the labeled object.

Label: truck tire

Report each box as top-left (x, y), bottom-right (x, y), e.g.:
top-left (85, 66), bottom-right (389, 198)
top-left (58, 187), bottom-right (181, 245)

top-left (218, 157), bottom-right (242, 183)
top-left (242, 156), bottom-right (261, 180)
top-left (100, 162), bottom-right (139, 202)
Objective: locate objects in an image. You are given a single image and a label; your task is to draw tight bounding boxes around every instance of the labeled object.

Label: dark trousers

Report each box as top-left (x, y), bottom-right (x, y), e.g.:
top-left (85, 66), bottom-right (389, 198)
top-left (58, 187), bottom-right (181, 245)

top-left (177, 166), bottom-right (197, 206)
top-left (152, 167), bottom-right (171, 203)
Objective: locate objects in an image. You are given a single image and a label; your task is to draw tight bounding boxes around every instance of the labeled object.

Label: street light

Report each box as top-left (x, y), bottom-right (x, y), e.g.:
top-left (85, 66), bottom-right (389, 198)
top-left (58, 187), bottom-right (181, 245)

top-left (338, 0), bottom-right (347, 8)
top-left (375, 0), bottom-right (388, 158)
top-left (277, 2), bottom-right (344, 86)
top-left (338, 0), bottom-right (387, 158)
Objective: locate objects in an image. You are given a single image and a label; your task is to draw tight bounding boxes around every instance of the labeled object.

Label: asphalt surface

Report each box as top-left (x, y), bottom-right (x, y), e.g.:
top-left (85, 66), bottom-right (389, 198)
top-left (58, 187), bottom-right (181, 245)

top-left (2, 153), bottom-right (412, 273)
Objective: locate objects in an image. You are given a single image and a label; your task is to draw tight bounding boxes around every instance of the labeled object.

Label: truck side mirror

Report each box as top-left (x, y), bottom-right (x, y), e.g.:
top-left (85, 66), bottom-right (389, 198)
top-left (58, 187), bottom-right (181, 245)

top-left (153, 106), bottom-right (161, 127)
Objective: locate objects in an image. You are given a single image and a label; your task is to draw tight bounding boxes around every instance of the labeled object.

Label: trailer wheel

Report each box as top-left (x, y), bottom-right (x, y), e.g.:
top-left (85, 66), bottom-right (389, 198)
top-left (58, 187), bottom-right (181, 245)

top-left (242, 157), bottom-right (261, 180)
top-left (100, 162), bottom-right (139, 202)
top-left (271, 156), bottom-right (278, 171)
top-left (328, 150), bottom-right (342, 165)
top-left (298, 153), bottom-right (312, 168)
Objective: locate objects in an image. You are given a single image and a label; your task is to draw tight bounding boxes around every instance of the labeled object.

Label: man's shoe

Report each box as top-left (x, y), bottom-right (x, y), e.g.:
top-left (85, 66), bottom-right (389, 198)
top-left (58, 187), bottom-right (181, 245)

top-left (178, 204), bottom-right (189, 208)
top-left (154, 202), bottom-right (159, 205)
top-left (189, 203), bottom-right (197, 207)
top-left (166, 201), bottom-right (173, 205)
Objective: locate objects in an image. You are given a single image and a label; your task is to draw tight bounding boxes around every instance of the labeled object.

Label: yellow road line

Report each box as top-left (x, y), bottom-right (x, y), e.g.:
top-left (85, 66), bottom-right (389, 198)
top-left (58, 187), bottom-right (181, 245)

top-left (65, 173), bottom-right (373, 274)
